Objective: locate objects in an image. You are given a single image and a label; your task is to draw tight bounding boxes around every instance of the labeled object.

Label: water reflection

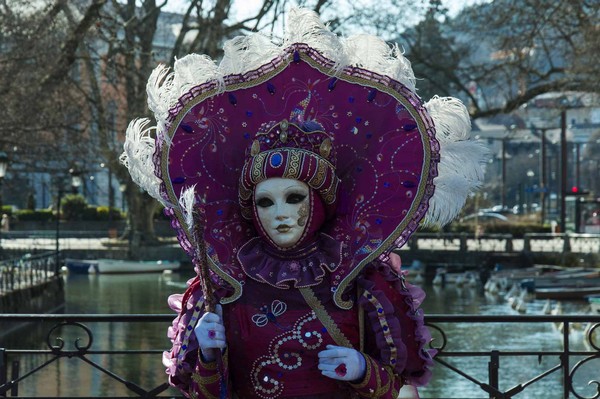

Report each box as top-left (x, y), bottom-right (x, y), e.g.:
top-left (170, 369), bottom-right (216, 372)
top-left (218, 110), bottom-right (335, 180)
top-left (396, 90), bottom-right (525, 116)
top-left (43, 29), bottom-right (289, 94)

top-left (419, 283), bottom-right (595, 398)
top-left (3, 272), bottom-right (596, 398)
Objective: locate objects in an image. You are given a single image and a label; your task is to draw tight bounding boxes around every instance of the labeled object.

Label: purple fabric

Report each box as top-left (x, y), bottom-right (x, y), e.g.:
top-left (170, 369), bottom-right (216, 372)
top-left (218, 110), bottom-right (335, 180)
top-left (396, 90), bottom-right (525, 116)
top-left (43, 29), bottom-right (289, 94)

top-left (156, 43), bottom-right (439, 304)
top-left (357, 254), bottom-right (435, 386)
top-left (239, 120), bottom-right (339, 220)
top-left (237, 233), bottom-right (343, 288)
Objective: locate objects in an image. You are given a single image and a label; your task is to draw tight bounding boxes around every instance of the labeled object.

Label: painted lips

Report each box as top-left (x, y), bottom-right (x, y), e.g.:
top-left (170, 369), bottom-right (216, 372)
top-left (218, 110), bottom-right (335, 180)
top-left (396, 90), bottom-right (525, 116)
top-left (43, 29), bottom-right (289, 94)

top-left (276, 225), bottom-right (292, 233)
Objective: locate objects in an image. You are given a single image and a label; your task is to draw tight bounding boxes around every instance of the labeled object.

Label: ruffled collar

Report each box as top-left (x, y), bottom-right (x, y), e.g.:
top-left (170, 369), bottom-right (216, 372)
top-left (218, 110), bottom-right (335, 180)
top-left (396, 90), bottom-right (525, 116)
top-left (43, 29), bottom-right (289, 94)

top-left (237, 233), bottom-right (343, 289)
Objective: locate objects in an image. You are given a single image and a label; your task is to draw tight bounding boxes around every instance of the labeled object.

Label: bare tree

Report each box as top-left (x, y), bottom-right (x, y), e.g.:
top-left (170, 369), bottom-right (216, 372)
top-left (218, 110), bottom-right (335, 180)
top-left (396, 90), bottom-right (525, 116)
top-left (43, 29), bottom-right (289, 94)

top-left (402, 0), bottom-right (599, 118)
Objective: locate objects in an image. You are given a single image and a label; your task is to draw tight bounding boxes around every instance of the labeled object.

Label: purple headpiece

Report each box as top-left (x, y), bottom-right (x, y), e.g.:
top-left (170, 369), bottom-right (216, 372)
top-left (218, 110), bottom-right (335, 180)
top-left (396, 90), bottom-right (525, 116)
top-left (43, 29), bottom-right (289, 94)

top-left (239, 119), bottom-right (339, 220)
top-left (121, 9), bottom-right (486, 308)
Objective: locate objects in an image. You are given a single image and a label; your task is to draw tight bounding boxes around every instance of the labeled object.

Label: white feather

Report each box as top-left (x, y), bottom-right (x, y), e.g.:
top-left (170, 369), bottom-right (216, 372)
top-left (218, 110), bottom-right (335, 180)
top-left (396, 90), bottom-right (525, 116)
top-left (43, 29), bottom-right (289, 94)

top-left (178, 185), bottom-right (197, 232)
top-left (424, 96), bottom-right (471, 142)
top-left (220, 34), bottom-right (281, 76)
top-left (283, 7), bottom-right (348, 72)
top-left (119, 118), bottom-right (167, 206)
top-left (421, 96), bottom-right (488, 226)
top-left (343, 35), bottom-right (416, 92)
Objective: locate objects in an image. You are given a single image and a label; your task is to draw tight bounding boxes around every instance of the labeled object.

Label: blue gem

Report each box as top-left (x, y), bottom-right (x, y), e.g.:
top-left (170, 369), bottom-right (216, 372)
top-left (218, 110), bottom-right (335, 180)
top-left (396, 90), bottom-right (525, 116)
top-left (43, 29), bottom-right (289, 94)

top-left (187, 325), bottom-right (192, 330)
top-left (293, 50), bottom-right (300, 63)
top-left (246, 111), bottom-right (253, 117)
top-left (402, 181), bottom-right (417, 188)
top-left (217, 210), bottom-right (223, 216)
top-left (244, 133), bottom-right (250, 139)
top-left (402, 123), bottom-right (417, 131)
top-left (271, 153), bottom-right (282, 166)
top-left (384, 182), bottom-right (390, 188)
top-left (348, 96), bottom-right (355, 103)
top-left (182, 345), bottom-right (187, 350)
top-left (267, 82), bottom-right (276, 94)
top-left (356, 166), bottom-right (362, 172)
top-left (328, 78), bottom-right (338, 91)
top-left (391, 359), bottom-right (396, 364)
top-left (376, 218), bottom-right (382, 225)
top-left (181, 124), bottom-right (194, 133)
top-left (172, 177), bottom-right (185, 184)
top-left (367, 90), bottom-right (377, 102)
top-left (321, 327), bottom-right (327, 333)
top-left (366, 133), bottom-right (373, 139)
top-left (228, 93), bottom-right (237, 105)
top-left (356, 117), bottom-right (362, 123)
top-left (377, 308), bottom-right (383, 313)
top-left (383, 326), bottom-right (389, 331)
top-left (195, 306), bottom-right (201, 311)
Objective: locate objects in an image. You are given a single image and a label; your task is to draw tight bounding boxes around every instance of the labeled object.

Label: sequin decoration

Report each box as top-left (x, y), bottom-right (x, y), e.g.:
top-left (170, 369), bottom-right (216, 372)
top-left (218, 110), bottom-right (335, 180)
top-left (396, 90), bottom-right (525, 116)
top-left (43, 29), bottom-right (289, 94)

top-left (250, 311), bottom-right (324, 398)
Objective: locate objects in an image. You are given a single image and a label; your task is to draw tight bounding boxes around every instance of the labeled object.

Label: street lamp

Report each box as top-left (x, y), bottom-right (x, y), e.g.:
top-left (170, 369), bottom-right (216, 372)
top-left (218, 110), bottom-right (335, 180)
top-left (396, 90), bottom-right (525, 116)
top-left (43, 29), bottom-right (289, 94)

top-left (119, 183), bottom-right (127, 212)
top-left (0, 151), bottom-right (9, 258)
top-left (69, 165), bottom-right (83, 194)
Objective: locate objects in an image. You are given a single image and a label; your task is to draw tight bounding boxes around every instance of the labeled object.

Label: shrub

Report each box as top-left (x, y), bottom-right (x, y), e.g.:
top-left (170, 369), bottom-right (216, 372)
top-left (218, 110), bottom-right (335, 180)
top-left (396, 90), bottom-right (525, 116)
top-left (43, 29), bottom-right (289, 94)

top-left (96, 206), bottom-right (124, 221)
top-left (61, 194), bottom-right (88, 221)
top-left (15, 209), bottom-right (54, 222)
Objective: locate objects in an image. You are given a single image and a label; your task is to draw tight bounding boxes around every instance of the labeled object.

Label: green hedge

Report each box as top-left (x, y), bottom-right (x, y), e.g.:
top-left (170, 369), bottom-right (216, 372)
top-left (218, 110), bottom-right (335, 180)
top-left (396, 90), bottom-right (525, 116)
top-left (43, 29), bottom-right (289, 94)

top-left (11, 195), bottom-right (125, 222)
top-left (15, 209), bottom-right (54, 222)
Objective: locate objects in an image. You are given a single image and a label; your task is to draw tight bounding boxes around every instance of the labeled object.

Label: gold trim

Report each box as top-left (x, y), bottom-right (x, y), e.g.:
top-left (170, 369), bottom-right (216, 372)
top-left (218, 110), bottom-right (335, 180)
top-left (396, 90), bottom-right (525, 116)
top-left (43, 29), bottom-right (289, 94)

top-left (190, 372), bottom-right (219, 399)
top-left (298, 287), bottom-right (352, 348)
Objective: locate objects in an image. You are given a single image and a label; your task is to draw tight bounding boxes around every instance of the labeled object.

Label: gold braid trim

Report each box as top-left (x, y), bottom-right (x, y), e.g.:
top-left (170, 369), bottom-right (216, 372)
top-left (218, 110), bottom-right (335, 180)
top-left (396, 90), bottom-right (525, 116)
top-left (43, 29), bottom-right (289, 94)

top-left (190, 371), bottom-right (219, 399)
top-left (299, 287), bottom-right (352, 348)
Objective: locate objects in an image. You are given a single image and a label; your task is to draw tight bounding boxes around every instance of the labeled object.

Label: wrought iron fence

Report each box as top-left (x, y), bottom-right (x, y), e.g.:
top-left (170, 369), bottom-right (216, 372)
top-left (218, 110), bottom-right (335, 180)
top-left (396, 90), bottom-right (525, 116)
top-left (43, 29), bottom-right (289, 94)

top-left (0, 252), bottom-right (58, 295)
top-left (0, 314), bottom-right (598, 398)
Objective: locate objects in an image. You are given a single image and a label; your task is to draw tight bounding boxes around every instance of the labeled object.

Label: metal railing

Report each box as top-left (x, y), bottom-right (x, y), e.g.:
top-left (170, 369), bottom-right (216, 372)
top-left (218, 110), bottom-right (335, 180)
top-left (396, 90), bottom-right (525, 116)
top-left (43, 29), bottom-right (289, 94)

top-left (0, 314), bottom-right (598, 398)
top-left (404, 232), bottom-right (600, 254)
top-left (0, 252), bottom-right (58, 295)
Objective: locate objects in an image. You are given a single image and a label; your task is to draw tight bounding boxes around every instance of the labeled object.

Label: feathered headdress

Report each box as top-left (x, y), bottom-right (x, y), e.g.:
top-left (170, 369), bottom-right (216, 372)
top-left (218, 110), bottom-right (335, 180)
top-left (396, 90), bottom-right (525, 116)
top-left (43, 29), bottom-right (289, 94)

top-left (120, 8), bottom-right (486, 308)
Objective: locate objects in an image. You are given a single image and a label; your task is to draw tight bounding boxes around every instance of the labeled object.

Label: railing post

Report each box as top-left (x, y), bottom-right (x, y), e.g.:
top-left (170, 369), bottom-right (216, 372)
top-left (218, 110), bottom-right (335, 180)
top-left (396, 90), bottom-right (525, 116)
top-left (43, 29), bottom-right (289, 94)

top-left (460, 233), bottom-right (467, 252)
top-left (562, 322), bottom-right (569, 399)
top-left (562, 234), bottom-right (571, 252)
top-left (505, 234), bottom-right (513, 252)
top-left (0, 349), bottom-right (6, 397)
top-left (10, 361), bottom-right (18, 397)
top-left (488, 350), bottom-right (500, 399)
top-left (523, 234), bottom-right (530, 252)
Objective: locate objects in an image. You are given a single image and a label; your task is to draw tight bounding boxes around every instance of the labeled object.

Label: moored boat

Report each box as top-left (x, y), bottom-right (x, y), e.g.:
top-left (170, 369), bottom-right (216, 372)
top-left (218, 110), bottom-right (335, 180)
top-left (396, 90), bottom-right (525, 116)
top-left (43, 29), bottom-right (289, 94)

top-left (589, 295), bottom-right (600, 314)
top-left (65, 258), bottom-right (99, 274)
top-left (535, 286), bottom-right (600, 300)
top-left (65, 258), bottom-right (180, 274)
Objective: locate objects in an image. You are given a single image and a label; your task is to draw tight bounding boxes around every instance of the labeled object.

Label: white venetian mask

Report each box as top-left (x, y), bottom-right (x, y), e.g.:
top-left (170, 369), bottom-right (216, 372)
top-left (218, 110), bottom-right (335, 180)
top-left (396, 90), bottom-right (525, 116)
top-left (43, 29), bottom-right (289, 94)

top-left (254, 178), bottom-right (310, 248)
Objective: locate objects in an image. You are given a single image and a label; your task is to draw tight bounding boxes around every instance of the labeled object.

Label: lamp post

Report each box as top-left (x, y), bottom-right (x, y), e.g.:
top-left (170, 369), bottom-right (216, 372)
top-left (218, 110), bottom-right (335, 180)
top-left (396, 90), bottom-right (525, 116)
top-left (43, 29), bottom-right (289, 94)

top-left (53, 176), bottom-right (64, 276)
top-left (69, 165), bottom-right (83, 194)
top-left (0, 151), bottom-right (9, 258)
top-left (119, 183), bottom-right (127, 213)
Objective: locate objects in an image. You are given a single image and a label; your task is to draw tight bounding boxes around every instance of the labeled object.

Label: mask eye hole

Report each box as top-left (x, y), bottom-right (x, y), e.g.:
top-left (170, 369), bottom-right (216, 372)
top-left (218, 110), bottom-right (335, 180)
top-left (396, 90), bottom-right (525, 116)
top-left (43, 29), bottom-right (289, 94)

top-left (256, 197), bottom-right (274, 208)
top-left (286, 193), bottom-right (306, 204)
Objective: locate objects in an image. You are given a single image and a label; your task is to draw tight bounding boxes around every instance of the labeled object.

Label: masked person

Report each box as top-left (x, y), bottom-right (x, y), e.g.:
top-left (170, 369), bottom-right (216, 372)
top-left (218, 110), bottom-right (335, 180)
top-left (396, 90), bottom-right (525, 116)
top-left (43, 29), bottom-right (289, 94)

top-left (121, 8), bottom-right (486, 399)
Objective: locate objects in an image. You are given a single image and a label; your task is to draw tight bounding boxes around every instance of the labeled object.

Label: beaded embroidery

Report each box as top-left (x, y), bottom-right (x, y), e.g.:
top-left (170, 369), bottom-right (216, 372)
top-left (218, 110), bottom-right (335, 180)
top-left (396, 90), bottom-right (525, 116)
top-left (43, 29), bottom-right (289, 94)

top-left (250, 310), bottom-right (324, 398)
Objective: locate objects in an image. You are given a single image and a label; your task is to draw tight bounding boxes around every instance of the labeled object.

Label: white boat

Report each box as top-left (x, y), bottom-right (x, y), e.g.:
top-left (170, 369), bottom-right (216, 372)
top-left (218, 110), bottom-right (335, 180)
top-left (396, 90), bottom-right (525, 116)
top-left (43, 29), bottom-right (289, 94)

top-left (66, 258), bottom-right (180, 274)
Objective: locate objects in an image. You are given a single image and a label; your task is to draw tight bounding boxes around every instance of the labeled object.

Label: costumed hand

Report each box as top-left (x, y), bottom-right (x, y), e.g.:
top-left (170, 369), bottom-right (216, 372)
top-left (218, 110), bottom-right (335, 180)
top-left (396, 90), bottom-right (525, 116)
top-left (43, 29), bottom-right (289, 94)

top-left (318, 345), bottom-right (366, 382)
top-left (194, 304), bottom-right (226, 362)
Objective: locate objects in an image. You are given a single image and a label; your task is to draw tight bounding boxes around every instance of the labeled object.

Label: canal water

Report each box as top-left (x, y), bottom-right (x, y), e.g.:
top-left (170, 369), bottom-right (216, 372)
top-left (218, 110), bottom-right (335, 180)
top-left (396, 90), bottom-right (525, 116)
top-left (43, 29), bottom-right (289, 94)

top-left (3, 271), bottom-right (597, 398)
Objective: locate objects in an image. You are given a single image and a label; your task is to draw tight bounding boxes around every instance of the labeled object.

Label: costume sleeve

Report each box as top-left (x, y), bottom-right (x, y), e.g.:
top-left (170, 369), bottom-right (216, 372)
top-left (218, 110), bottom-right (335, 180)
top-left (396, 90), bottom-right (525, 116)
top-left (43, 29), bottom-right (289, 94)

top-left (348, 353), bottom-right (404, 398)
top-left (162, 284), bottom-right (230, 399)
top-left (348, 252), bottom-right (435, 398)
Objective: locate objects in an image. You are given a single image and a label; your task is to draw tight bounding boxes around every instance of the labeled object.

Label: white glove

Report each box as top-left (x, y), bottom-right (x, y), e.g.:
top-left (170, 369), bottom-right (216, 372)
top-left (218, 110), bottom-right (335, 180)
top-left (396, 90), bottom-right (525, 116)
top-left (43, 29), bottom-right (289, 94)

top-left (194, 304), bottom-right (226, 362)
top-left (317, 345), bottom-right (366, 382)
